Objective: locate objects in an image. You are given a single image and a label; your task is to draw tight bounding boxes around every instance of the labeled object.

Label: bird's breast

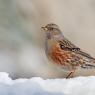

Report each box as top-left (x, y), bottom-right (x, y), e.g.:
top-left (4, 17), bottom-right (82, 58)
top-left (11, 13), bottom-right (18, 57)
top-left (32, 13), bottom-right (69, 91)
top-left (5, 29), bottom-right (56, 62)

top-left (48, 44), bottom-right (72, 66)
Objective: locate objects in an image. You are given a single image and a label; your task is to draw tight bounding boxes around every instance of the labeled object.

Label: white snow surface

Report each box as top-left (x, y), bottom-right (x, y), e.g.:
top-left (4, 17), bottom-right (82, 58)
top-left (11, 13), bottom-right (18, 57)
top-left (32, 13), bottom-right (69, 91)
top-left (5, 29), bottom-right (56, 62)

top-left (0, 72), bottom-right (95, 95)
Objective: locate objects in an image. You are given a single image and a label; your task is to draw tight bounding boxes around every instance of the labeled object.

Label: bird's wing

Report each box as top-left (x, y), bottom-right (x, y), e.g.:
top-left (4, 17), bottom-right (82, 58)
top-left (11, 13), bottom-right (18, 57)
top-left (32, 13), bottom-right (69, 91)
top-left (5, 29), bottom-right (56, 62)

top-left (59, 37), bottom-right (78, 49)
top-left (59, 37), bottom-right (95, 60)
top-left (75, 50), bottom-right (95, 60)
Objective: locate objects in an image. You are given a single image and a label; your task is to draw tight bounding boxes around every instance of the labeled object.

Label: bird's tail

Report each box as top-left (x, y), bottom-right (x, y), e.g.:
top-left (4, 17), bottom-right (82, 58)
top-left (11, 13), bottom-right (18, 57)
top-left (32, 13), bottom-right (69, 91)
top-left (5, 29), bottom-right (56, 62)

top-left (81, 60), bottom-right (95, 69)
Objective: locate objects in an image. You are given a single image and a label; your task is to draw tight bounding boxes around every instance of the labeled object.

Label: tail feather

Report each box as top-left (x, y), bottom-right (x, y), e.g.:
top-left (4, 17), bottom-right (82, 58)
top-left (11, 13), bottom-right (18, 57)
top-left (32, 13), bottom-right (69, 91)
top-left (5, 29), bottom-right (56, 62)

top-left (81, 63), bottom-right (95, 69)
top-left (77, 50), bottom-right (95, 60)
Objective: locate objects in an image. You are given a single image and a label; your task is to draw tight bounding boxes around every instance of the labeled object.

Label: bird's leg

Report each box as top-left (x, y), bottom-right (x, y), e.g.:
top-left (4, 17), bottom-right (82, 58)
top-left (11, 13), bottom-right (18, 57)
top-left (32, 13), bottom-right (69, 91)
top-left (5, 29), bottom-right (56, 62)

top-left (66, 70), bottom-right (75, 79)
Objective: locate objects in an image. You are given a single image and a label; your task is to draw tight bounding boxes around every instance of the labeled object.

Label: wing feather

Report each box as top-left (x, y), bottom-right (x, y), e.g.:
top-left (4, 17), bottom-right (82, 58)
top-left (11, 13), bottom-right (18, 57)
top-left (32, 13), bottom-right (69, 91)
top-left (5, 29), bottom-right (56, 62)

top-left (59, 37), bottom-right (95, 60)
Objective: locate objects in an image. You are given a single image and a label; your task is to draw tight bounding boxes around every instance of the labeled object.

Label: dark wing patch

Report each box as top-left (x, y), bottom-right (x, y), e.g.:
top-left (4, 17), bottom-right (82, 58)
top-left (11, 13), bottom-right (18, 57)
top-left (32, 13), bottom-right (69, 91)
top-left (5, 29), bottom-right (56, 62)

top-left (59, 38), bottom-right (95, 60)
top-left (59, 38), bottom-right (77, 48)
top-left (59, 37), bottom-right (80, 51)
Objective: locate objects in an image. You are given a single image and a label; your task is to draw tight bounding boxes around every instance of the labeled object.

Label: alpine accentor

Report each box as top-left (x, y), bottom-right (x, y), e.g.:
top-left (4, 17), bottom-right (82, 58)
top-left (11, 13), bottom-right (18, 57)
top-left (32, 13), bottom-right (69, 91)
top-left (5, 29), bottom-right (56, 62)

top-left (42, 23), bottom-right (95, 78)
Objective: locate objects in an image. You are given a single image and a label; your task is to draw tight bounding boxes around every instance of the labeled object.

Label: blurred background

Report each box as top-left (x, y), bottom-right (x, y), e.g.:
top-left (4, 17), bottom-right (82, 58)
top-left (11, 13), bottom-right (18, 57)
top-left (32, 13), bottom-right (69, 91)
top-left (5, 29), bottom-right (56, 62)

top-left (0, 0), bottom-right (95, 79)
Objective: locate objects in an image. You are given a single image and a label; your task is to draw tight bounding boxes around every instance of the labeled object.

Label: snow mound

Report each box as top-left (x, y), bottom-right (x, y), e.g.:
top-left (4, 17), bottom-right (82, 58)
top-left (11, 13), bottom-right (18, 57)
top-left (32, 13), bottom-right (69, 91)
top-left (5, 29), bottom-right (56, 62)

top-left (0, 72), bottom-right (95, 95)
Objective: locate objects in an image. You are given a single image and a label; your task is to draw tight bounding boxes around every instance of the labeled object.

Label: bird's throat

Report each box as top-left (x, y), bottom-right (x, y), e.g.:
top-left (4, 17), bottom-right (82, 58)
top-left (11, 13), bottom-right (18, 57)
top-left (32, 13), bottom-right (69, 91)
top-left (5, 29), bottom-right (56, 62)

top-left (47, 33), bottom-right (51, 39)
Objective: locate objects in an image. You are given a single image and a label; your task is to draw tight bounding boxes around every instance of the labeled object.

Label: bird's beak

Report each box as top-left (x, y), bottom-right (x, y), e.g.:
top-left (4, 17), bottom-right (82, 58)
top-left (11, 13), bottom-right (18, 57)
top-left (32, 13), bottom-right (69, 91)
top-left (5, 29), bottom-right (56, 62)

top-left (41, 27), bottom-right (48, 31)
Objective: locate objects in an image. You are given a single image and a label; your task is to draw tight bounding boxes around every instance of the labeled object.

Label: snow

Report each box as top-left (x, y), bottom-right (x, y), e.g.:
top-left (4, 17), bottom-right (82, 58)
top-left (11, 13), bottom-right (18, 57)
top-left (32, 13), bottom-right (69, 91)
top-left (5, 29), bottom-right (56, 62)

top-left (0, 72), bottom-right (95, 95)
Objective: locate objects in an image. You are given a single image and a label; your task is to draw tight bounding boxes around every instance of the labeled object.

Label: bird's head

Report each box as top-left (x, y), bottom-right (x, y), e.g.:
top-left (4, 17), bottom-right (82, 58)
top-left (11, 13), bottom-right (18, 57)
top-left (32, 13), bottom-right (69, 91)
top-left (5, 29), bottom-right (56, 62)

top-left (42, 23), bottom-right (62, 39)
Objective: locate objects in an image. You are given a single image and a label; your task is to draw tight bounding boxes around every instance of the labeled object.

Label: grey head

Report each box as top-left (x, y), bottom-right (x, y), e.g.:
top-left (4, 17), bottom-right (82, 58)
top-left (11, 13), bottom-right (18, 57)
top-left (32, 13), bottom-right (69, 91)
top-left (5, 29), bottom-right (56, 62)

top-left (42, 23), bottom-right (63, 39)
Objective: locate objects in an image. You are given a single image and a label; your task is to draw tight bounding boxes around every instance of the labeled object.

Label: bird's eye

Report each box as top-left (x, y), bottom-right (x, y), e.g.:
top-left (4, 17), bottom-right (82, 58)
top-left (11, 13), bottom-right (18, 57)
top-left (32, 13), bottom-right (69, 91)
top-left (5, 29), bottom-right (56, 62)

top-left (60, 44), bottom-right (64, 49)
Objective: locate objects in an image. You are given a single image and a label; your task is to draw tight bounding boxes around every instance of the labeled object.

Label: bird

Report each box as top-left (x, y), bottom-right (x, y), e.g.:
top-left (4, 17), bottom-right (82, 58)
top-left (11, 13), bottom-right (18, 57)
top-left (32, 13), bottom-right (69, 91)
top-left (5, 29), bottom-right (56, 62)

top-left (42, 23), bottom-right (95, 78)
